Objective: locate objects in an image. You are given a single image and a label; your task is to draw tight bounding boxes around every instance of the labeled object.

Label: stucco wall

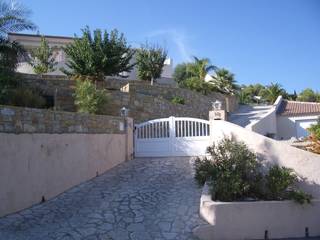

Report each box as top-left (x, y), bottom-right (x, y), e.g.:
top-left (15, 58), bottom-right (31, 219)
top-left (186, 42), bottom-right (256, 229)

top-left (195, 184), bottom-right (320, 240)
top-left (0, 105), bottom-right (133, 217)
top-left (209, 119), bottom-right (320, 198)
top-left (0, 133), bottom-right (131, 217)
top-left (246, 107), bottom-right (277, 137)
top-left (277, 115), bottom-right (319, 140)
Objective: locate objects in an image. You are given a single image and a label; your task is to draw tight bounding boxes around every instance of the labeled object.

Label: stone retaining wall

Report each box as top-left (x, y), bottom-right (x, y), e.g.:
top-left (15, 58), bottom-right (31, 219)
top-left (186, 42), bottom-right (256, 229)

top-left (0, 105), bottom-right (125, 134)
top-left (121, 82), bottom-right (231, 111)
top-left (17, 74), bottom-right (239, 123)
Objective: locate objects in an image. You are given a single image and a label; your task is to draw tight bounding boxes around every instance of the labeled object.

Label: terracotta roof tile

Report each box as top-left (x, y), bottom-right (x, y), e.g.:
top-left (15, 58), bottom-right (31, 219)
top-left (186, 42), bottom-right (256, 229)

top-left (277, 100), bottom-right (320, 116)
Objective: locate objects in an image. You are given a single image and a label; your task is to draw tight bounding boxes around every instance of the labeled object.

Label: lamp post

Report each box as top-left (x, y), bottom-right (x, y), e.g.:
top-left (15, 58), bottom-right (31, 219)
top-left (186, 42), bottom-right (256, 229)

top-left (120, 107), bottom-right (129, 117)
top-left (210, 100), bottom-right (226, 120)
top-left (212, 100), bottom-right (222, 111)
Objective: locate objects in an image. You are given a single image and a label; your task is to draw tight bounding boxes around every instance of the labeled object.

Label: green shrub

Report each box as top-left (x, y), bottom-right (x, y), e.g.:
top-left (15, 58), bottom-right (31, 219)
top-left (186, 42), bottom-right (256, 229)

top-left (195, 138), bottom-right (312, 204)
top-left (195, 139), bottom-right (263, 201)
top-left (74, 79), bottom-right (109, 114)
top-left (171, 96), bottom-right (185, 105)
top-left (6, 88), bottom-right (46, 108)
top-left (265, 166), bottom-right (312, 204)
top-left (265, 166), bottom-right (296, 200)
top-left (308, 118), bottom-right (320, 140)
top-left (194, 157), bottom-right (216, 185)
top-left (307, 118), bottom-right (320, 154)
top-left (287, 189), bottom-right (312, 204)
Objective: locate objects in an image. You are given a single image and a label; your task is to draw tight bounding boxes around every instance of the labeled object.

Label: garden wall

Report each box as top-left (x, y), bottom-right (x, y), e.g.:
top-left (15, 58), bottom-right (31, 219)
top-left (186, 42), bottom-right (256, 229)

top-left (245, 107), bottom-right (277, 137)
top-left (0, 105), bottom-right (125, 134)
top-left (18, 74), bottom-right (239, 123)
top-left (0, 106), bottom-right (133, 217)
top-left (108, 91), bottom-right (214, 123)
top-left (121, 82), bottom-right (238, 113)
top-left (195, 184), bottom-right (320, 240)
top-left (194, 115), bottom-right (320, 240)
top-left (245, 96), bottom-right (281, 138)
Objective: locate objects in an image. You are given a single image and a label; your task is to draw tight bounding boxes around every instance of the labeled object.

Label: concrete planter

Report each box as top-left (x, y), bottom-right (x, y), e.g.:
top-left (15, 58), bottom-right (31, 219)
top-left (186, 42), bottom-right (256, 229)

top-left (194, 184), bottom-right (320, 240)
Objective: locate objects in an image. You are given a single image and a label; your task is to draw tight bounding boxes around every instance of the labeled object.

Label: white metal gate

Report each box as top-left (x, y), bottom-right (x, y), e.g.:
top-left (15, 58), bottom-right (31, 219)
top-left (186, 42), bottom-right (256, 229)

top-left (135, 117), bottom-right (211, 157)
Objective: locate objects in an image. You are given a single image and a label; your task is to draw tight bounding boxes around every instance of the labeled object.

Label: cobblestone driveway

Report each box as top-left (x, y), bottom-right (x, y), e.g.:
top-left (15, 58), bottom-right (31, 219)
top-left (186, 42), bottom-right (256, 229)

top-left (0, 157), bottom-right (207, 240)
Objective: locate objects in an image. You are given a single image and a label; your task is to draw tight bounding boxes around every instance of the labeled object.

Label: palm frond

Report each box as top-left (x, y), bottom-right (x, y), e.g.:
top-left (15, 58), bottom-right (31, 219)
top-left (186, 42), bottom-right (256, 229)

top-left (0, 0), bottom-right (37, 35)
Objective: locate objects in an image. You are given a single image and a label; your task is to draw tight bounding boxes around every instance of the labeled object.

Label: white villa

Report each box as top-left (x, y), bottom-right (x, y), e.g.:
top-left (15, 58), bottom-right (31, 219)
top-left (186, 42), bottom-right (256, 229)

top-left (276, 99), bottom-right (320, 139)
top-left (8, 33), bottom-right (175, 85)
top-left (230, 96), bottom-right (320, 140)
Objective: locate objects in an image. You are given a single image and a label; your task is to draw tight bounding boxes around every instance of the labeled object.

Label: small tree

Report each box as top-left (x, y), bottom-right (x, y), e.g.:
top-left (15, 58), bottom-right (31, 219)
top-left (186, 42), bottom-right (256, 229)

top-left (73, 78), bottom-right (109, 114)
top-left (136, 43), bottom-right (167, 85)
top-left (64, 27), bottom-right (135, 79)
top-left (30, 36), bottom-right (56, 74)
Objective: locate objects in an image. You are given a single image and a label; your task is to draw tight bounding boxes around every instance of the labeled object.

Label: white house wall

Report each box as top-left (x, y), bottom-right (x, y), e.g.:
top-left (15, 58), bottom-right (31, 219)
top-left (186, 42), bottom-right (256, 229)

top-left (277, 115), bottom-right (319, 140)
top-left (246, 107), bottom-right (277, 137)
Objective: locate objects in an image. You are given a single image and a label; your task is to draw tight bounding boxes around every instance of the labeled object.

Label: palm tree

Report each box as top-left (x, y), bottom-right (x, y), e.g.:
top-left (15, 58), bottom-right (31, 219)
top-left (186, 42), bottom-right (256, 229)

top-left (0, 0), bottom-right (36, 101)
top-left (187, 56), bottom-right (217, 80)
top-left (261, 83), bottom-right (286, 103)
top-left (210, 68), bottom-right (238, 95)
top-left (0, 0), bottom-right (36, 69)
top-left (0, 1), bottom-right (36, 36)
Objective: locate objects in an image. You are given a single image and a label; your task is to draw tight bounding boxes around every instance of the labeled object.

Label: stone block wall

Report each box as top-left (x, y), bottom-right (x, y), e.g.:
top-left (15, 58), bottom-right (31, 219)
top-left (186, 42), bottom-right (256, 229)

top-left (121, 82), bottom-right (225, 106)
top-left (17, 74), bottom-right (239, 123)
top-left (121, 82), bottom-right (238, 113)
top-left (0, 105), bottom-right (126, 134)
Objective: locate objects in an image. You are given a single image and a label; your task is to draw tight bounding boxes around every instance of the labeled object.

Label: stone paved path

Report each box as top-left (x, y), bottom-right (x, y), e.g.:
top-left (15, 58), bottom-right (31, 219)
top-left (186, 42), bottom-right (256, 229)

top-left (0, 157), bottom-right (207, 240)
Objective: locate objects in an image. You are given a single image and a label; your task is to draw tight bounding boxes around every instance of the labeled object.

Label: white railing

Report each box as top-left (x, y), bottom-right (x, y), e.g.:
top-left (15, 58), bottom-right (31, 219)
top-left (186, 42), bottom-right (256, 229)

top-left (174, 118), bottom-right (210, 138)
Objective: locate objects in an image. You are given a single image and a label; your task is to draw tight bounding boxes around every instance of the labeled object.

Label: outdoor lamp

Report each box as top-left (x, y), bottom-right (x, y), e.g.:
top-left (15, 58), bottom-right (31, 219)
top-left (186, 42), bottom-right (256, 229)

top-left (120, 107), bottom-right (129, 117)
top-left (212, 100), bottom-right (222, 110)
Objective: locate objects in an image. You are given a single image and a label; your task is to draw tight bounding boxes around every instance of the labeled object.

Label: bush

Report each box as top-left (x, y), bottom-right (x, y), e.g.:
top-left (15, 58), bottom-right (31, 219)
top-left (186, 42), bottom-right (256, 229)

top-left (307, 118), bottom-right (320, 154)
top-left (74, 78), bottom-right (109, 114)
top-left (5, 88), bottom-right (46, 108)
top-left (195, 139), bottom-right (263, 201)
top-left (265, 166), bottom-right (312, 204)
top-left (171, 96), bottom-right (185, 105)
top-left (194, 158), bottom-right (216, 186)
top-left (195, 138), bottom-right (312, 204)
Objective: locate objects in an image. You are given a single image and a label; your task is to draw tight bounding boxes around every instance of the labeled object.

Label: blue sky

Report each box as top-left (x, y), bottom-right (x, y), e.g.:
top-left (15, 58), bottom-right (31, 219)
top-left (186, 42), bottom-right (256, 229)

top-left (20, 0), bottom-right (320, 92)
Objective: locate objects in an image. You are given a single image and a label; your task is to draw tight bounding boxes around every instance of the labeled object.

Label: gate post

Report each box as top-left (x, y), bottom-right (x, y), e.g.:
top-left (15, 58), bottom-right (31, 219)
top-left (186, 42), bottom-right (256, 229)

top-left (169, 116), bottom-right (175, 155)
top-left (125, 117), bottom-right (134, 161)
top-left (209, 110), bottom-right (227, 145)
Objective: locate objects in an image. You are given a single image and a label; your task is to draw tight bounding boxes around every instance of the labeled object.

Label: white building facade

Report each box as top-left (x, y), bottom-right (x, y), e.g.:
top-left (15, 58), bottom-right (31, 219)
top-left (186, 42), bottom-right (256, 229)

top-left (245, 96), bottom-right (320, 140)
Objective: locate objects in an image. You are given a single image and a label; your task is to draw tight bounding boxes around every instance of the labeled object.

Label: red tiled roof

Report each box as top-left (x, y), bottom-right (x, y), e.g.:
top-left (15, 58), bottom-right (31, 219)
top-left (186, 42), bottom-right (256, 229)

top-left (277, 100), bottom-right (320, 116)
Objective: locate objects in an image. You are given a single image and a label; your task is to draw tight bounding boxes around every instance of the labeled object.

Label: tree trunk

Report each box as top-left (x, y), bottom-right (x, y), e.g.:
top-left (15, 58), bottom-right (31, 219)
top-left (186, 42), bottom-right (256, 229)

top-left (151, 77), bottom-right (154, 86)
